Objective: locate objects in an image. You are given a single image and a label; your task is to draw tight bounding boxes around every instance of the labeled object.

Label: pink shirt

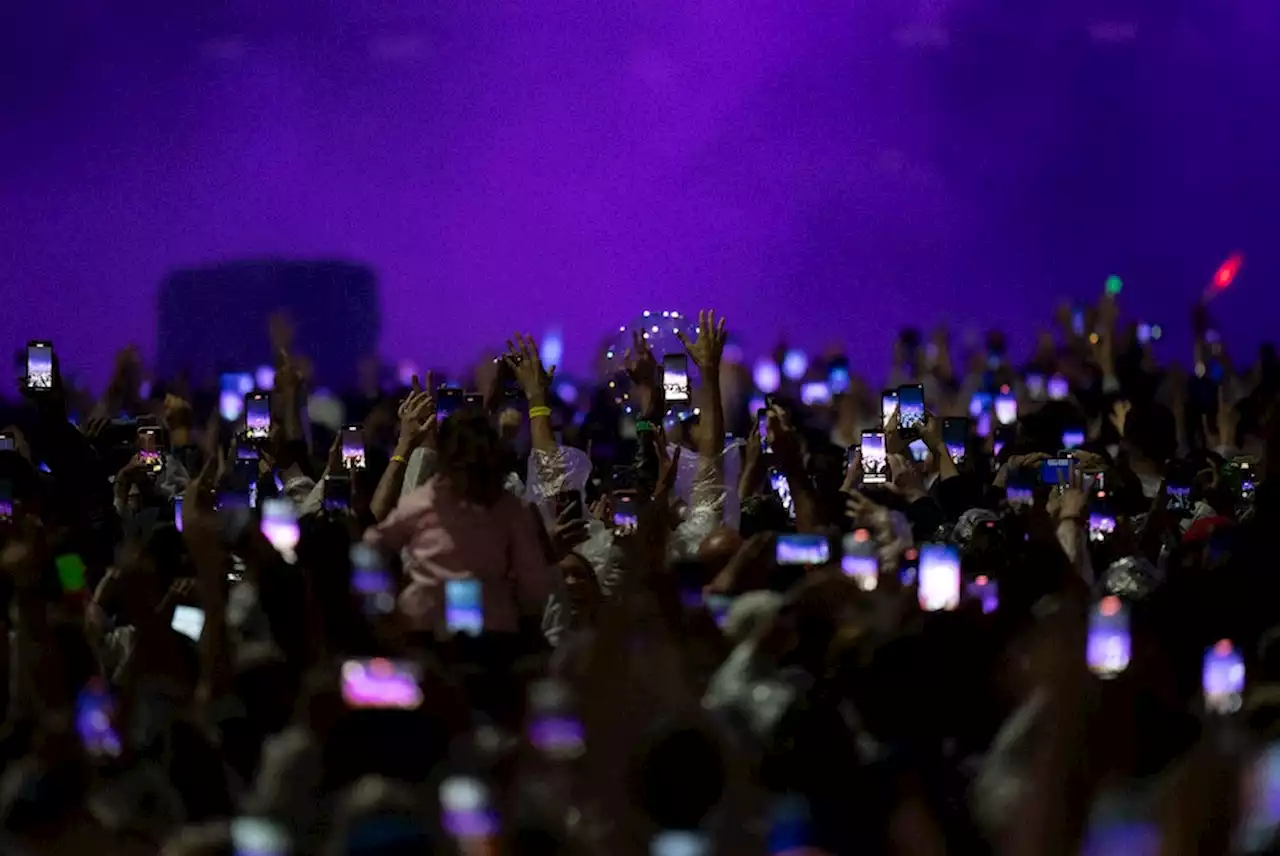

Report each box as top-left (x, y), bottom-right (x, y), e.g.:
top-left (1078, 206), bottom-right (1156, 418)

top-left (365, 475), bottom-right (554, 634)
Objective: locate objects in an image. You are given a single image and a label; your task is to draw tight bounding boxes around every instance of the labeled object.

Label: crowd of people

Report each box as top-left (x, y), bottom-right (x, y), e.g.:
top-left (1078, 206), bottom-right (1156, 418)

top-left (0, 286), bottom-right (1277, 856)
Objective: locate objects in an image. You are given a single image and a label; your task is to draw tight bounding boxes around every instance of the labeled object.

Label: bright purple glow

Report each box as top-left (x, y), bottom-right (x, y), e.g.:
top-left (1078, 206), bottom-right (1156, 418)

top-left (2, 5), bottom-right (1279, 390)
top-left (753, 359), bottom-right (781, 393)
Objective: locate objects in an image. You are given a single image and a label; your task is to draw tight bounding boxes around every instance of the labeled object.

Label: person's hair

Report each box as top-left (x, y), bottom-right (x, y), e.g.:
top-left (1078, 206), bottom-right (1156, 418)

top-left (437, 410), bottom-right (506, 506)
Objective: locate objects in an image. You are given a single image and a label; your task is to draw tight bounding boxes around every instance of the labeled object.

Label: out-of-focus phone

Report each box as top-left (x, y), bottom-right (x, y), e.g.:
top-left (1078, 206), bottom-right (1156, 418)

top-left (75, 678), bottom-right (122, 760)
top-left (861, 431), bottom-right (887, 484)
top-left (841, 530), bottom-right (878, 591)
top-left (171, 605), bottom-right (205, 642)
top-left (1165, 463), bottom-right (1194, 514)
top-left (445, 578), bottom-right (484, 635)
top-left (1040, 456), bottom-right (1072, 487)
top-left (663, 354), bottom-right (691, 403)
top-left (1061, 427), bottom-right (1085, 449)
top-left (757, 408), bottom-right (773, 455)
top-left (1006, 473), bottom-right (1035, 508)
top-left (965, 574), bottom-right (999, 614)
top-left (828, 358), bottom-right (850, 394)
top-left (896, 384), bottom-right (925, 436)
top-left (322, 474), bottom-right (350, 512)
top-left (260, 498), bottom-right (299, 558)
top-left (1088, 509), bottom-right (1116, 543)
top-left (554, 490), bottom-right (583, 522)
top-left (1223, 458), bottom-right (1256, 503)
top-left (526, 679), bottom-right (585, 759)
top-left (899, 546), bottom-right (919, 586)
top-left (173, 495), bottom-right (184, 532)
top-left (0, 432), bottom-right (14, 453)
top-left (340, 657), bottom-right (423, 709)
top-left (0, 479), bottom-right (13, 522)
top-left (1025, 372), bottom-right (1046, 401)
top-left (800, 381), bottom-right (831, 406)
top-left (775, 533), bottom-right (830, 566)
top-left (350, 543), bottom-right (395, 615)
top-left (650, 831), bottom-right (709, 856)
top-left (436, 386), bottom-right (464, 421)
top-left (1087, 595), bottom-right (1130, 678)
top-left (908, 438), bottom-right (929, 462)
top-left (918, 542), bottom-right (960, 611)
top-left (244, 392), bottom-right (271, 440)
top-left (705, 594), bottom-right (733, 627)
top-left (341, 424), bottom-right (365, 469)
top-left (440, 776), bottom-right (498, 841)
top-left (768, 468), bottom-right (795, 519)
top-left (230, 817), bottom-right (291, 856)
top-left (942, 417), bottom-right (968, 465)
top-left (969, 390), bottom-right (993, 438)
top-left (464, 392), bottom-right (484, 409)
top-left (136, 426), bottom-right (163, 474)
top-left (994, 388), bottom-right (1018, 426)
top-left (1203, 639), bottom-right (1245, 715)
top-left (612, 492), bottom-right (638, 527)
top-left (881, 389), bottom-right (899, 430)
top-left (55, 552), bottom-right (87, 594)
top-left (1047, 373), bottom-right (1070, 401)
top-left (24, 340), bottom-right (54, 392)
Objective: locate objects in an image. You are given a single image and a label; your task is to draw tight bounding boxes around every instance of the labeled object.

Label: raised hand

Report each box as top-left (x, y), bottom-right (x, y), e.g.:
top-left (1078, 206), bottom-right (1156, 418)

top-left (1109, 399), bottom-right (1131, 438)
top-left (550, 508), bottom-right (591, 561)
top-left (622, 329), bottom-right (659, 387)
top-left (504, 333), bottom-right (556, 401)
top-left (396, 373), bottom-right (437, 452)
top-left (675, 309), bottom-right (728, 370)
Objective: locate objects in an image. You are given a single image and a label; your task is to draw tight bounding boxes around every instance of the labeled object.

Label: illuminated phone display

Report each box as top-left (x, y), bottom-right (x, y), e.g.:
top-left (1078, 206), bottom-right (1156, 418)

top-left (841, 531), bottom-right (878, 591)
top-left (341, 658), bottom-right (423, 709)
top-left (663, 354), bottom-right (690, 402)
top-left (1203, 639), bottom-right (1244, 715)
top-left (775, 533), bottom-right (830, 566)
top-left (25, 341), bottom-right (53, 391)
top-left (445, 579), bottom-right (484, 635)
top-left (1087, 596), bottom-right (1130, 678)
top-left (918, 542), bottom-right (960, 611)
top-left (341, 425), bottom-right (365, 469)
top-left (245, 393), bottom-right (271, 439)
top-left (861, 431), bottom-right (887, 484)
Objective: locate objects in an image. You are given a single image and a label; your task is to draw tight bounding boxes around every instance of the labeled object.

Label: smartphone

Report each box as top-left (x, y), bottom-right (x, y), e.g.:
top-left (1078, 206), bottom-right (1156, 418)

top-left (230, 817), bottom-right (291, 856)
top-left (526, 679), bottom-right (585, 760)
top-left (841, 531), bottom-right (878, 591)
top-left (942, 418), bottom-right (968, 465)
top-left (662, 354), bottom-right (691, 403)
top-left (899, 546), bottom-right (919, 586)
top-left (1006, 473), bottom-right (1035, 508)
top-left (800, 381), bottom-right (831, 406)
top-left (1040, 457), bottom-right (1072, 486)
top-left (244, 392), bottom-right (271, 440)
top-left (436, 386), bottom-right (464, 422)
top-left (994, 389), bottom-right (1018, 425)
top-left (1088, 510), bottom-right (1116, 543)
top-left (1203, 639), bottom-right (1245, 715)
top-left (322, 473), bottom-right (350, 512)
top-left (341, 424), bottom-right (365, 469)
top-left (445, 578), bottom-right (484, 635)
top-left (173, 496), bottom-right (184, 532)
top-left (1071, 306), bottom-right (1086, 337)
top-left (24, 340), bottom-right (54, 392)
top-left (612, 492), bottom-right (638, 527)
top-left (650, 831), bottom-right (709, 856)
top-left (1047, 374), bottom-right (1070, 401)
top-left (966, 575), bottom-right (999, 614)
top-left (908, 438), bottom-right (929, 462)
top-left (54, 552), bottom-right (87, 594)
top-left (136, 426), bottom-right (163, 474)
top-left (1087, 595), bottom-right (1131, 678)
top-left (828, 359), bottom-right (850, 394)
top-left (896, 384), bottom-right (925, 435)
top-left (1165, 471), bottom-right (1194, 514)
top-left (350, 543), bottom-right (395, 615)
top-left (1224, 458), bottom-right (1257, 503)
top-left (171, 605), bottom-right (205, 642)
top-left (75, 679), bottom-right (122, 759)
top-left (1025, 372), bottom-right (1046, 401)
top-left (0, 479), bottom-right (13, 522)
top-left (439, 776), bottom-right (498, 840)
top-left (881, 389), bottom-right (899, 430)
top-left (861, 431), bottom-right (887, 485)
top-left (260, 498), bottom-right (299, 557)
top-left (775, 533), bottom-right (830, 566)
top-left (918, 543), bottom-right (961, 611)
top-left (218, 372), bottom-right (252, 421)
top-left (1240, 744), bottom-right (1280, 853)
top-left (554, 490), bottom-right (583, 522)
top-left (340, 657), bottom-right (423, 710)
top-left (464, 392), bottom-right (484, 409)
top-left (0, 432), bottom-right (14, 453)
top-left (768, 468), bottom-right (795, 518)
top-left (757, 408), bottom-right (772, 454)
top-left (1061, 427), bottom-right (1085, 450)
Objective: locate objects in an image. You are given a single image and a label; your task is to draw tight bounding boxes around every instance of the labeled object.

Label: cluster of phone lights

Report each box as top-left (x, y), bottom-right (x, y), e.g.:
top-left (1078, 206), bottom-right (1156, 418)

top-left (603, 310), bottom-right (696, 413)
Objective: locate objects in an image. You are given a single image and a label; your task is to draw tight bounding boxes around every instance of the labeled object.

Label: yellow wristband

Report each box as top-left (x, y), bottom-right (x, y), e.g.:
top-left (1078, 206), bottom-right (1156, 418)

top-left (391, 455), bottom-right (408, 465)
top-left (528, 406), bottom-right (552, 419)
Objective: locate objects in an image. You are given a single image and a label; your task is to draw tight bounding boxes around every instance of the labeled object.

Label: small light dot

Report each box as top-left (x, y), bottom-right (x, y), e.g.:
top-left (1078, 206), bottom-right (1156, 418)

top-left (651, 325), bottom-right (659, 333)
top-left (643, 310), bottom-right (651, 317)
top-left (643, 333), bottom-right (650, 339)
top-left (608, 381), bottom-right (616, 388)
top-left (606, 351), bottom-right (614, 359)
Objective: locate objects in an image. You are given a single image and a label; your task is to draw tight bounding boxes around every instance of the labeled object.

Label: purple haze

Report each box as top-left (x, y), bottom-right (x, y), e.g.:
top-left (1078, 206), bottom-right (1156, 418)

top-left (2, 1), bottom-right (1279, 390)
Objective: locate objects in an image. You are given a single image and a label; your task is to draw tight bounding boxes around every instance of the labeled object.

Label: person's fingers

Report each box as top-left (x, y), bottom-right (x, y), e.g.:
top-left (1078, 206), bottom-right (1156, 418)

top-left (716, 315), bottom-right (726, 338)
top-left (546, 365), bottom-right (557, 383)
top-left (410, 374), bottom-right (421, 395)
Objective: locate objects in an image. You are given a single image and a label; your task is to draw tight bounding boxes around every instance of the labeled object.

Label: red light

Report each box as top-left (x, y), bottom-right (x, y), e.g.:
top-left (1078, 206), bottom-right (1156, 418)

top-left (854, 528), bottom-right (870, 543)
top-left (1100, 595), bottom-right (1120, 617)
top-left (1212, 253), bottom-right (1243, 291)
top-left (976, 575), bottom-right (988, 585)
top-left (1214, 639), bottom-right (1233, 656)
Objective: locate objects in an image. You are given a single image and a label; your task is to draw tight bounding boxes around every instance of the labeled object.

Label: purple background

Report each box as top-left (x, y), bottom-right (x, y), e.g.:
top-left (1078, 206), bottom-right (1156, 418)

top-left (3, 0), bottom-right (1279, 389)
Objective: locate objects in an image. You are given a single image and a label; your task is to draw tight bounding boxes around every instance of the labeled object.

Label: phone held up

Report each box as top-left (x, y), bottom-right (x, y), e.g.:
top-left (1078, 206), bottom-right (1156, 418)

top-left (24, 340), bottom-right (54, 393)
